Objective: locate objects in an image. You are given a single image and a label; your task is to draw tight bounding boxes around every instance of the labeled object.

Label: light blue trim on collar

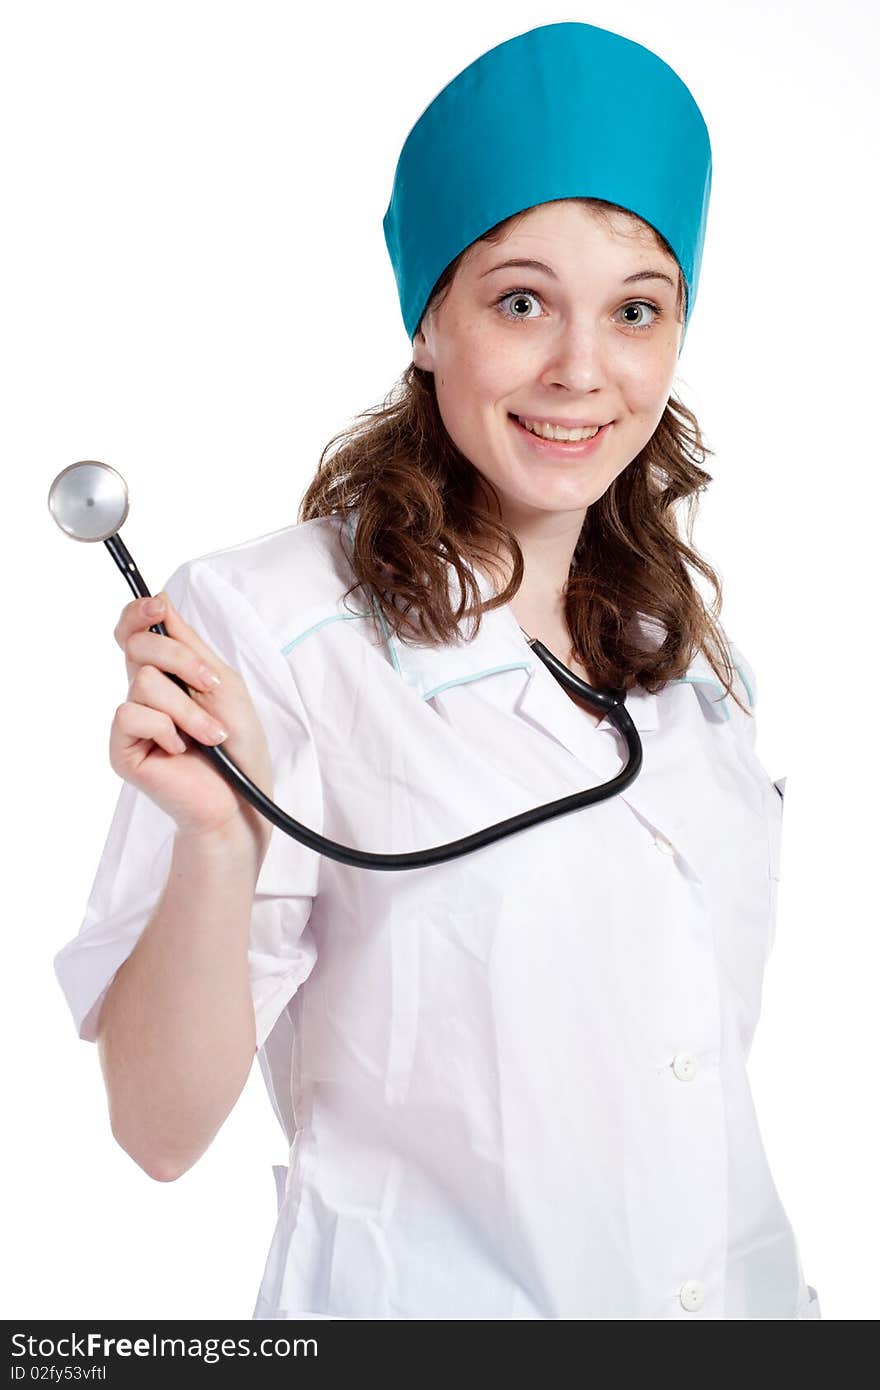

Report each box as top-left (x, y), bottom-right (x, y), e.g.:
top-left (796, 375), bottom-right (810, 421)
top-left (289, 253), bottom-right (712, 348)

top-left (422, 661), bottom-right (533, 704)
top-left (667, 659), bottom-right (755, 722)
top-left (281, 611), bottom-right (366, 657)
top-left (732, 661), bottom-right (754, 709)
top-left (280, 512), bottom-right (403, 674)
top-left (672, 674), bottom-right (732, 720)
top-left (367, 587), bottom-right (404, 678)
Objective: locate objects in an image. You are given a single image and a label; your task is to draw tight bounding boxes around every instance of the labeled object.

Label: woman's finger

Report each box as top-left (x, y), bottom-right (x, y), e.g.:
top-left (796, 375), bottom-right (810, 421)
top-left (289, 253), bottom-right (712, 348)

top-left (110, 700), bottom-right (190, 767)
top-left (127, 666), bottom-right (230, 747)
top-left (123, 628), bottom-right (227, 694)
top-left (114, 592), bottom-right (223, 671)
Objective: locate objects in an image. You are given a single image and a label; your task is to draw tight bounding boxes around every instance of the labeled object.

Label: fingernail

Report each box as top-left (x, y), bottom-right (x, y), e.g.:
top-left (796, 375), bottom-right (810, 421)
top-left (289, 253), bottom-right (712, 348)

top-left (145, 597), bottom-right (165, 617)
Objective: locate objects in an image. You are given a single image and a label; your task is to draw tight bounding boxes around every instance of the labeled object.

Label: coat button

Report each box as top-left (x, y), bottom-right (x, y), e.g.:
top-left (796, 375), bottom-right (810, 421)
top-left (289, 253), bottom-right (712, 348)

top-left (653, 833), bottom-right (675, 854)
top-left (672, 1051), bottom-right (697, 1081)
top-left (679, 1279), bottom-right (705, 1311)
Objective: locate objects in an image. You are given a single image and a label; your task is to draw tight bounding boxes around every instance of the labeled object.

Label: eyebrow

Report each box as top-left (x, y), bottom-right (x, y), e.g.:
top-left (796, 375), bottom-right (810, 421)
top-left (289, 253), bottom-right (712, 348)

top-left (478, 257), bottom-right (677, 290)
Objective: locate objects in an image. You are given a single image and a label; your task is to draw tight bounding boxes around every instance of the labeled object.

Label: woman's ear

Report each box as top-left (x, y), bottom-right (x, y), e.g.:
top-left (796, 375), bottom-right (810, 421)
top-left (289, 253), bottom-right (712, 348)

top-left (412, 326), bottom-right (433, 372)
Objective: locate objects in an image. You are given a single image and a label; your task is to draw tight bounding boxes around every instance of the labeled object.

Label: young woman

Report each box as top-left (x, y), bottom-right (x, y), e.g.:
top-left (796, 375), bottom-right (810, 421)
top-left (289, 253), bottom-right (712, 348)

top-left (54, 21), bottom-right (820, 1320)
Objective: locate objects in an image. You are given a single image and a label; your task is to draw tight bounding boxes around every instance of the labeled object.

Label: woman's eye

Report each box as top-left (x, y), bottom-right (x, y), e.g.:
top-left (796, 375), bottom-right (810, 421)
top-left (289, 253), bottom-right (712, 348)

top-left (494, 289), bottom-right (543, 322)
top-left (616, 301), bottom-right (662, 331)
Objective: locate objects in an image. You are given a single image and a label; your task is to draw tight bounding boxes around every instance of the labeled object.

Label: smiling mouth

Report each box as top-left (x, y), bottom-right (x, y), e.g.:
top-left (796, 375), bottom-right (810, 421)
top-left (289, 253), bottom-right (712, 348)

top-left (510, 413), bottom-right (609, 435)
top-left (508, 413), bottom-right (612, 448)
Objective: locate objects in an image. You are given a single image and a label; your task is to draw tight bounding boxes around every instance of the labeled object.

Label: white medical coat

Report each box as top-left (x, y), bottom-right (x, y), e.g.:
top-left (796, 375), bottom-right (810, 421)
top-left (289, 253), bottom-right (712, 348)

top-left (54, 511), bottom-right (821, 1320)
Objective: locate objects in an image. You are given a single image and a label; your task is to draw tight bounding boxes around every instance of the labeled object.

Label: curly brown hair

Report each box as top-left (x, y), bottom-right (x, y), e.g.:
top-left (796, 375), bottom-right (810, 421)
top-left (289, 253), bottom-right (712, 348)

top-left (298, 197), bottom-right (750, 718)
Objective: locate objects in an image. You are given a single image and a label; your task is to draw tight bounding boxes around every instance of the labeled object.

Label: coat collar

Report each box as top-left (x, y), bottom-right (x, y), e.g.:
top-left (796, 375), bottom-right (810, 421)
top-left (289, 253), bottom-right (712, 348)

top-left (385, 561), bottom-right (664, 721)
top-left (341, 512), bottom-right (734, 730)
top-left (342, 515), bottom-right (740, 886)
top-left (369, 551), bottom-right (735, 731)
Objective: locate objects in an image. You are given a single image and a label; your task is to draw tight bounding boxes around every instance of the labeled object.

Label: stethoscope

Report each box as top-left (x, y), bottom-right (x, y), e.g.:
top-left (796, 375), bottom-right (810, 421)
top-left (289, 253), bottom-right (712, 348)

top-left (48, 460), bottom-right (644, 871)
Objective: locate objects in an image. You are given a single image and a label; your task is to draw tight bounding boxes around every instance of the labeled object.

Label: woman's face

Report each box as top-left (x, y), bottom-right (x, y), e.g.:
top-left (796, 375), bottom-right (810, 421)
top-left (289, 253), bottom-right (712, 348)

top-left (412, 200), bottom-right (683, 530)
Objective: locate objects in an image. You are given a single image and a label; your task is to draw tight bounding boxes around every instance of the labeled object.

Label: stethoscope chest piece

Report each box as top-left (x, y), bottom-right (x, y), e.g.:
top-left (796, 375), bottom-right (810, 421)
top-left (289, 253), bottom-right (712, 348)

top-left (48, 461), bottom-right (130, 543)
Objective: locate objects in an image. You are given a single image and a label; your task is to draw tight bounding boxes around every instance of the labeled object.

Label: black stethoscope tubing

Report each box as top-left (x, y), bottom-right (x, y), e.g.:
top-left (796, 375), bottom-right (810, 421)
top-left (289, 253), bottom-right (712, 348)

top-left (106, 531), bottom-right (644, 872)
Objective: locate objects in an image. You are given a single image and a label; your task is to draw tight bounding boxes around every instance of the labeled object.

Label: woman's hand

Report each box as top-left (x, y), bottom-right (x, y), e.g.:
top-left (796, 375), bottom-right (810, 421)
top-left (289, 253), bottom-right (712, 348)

top-left (109, 592), bottom-right (274, 862)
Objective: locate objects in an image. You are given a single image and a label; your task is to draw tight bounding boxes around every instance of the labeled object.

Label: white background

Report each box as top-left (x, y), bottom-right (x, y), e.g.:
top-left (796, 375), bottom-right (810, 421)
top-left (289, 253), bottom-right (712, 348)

top-left (2, 0), bottom-right (876, 1321)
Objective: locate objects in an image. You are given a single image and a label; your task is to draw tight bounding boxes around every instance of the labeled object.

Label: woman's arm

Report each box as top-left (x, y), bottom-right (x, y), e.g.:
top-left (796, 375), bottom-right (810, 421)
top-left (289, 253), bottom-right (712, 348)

top-left (96, 821), bottom-right (264, 1182)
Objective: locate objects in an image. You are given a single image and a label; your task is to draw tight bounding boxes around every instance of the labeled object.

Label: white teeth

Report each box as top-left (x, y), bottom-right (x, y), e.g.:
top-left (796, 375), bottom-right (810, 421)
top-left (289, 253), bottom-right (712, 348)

top-left (517, 416), bottom-right (601, 441)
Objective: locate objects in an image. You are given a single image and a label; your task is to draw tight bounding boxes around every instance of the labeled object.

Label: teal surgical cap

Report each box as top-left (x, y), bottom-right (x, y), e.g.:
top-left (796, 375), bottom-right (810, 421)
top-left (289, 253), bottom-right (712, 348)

top-left (382, 21), bottom-right (712, 357)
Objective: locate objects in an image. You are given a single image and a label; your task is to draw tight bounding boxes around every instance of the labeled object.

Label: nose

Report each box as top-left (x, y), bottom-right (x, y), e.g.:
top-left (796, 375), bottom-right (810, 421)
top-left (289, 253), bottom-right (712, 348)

top-left (538, 314), bottom-right (609, 393)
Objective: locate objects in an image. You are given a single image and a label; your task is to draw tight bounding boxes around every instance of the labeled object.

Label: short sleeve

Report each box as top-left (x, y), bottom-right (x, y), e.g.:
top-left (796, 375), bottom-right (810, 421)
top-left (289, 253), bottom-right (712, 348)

top-left (52, 558), bottom-right (324, 1054)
